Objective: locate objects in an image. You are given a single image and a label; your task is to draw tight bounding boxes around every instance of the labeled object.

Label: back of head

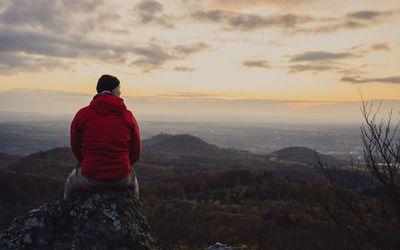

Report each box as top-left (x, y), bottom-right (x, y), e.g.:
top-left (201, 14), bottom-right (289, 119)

top-left (96, 74), bottom-right (120, 93)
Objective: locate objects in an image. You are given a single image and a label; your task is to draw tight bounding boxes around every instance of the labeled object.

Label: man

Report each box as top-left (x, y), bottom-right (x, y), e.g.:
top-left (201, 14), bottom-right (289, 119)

top-left (64, 74), bottom-right (141, 199)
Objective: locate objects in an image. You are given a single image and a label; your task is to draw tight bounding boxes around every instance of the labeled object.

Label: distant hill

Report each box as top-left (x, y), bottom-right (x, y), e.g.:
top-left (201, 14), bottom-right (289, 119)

top-left (0, 122), bottom-right (69, 155)
top-left (142, 133), bottom-right (246, 159)
top-left (4, 134), bottom-right (347, 182)
top-left (268, 146), bottom-right (347, 168)
top-left (6, 134), bottom-right (268, 181)
top-left (140, 134), bottom-right (279, 175)
top-left (9, 147), bottom-right (76, 178)
top-left (0, 153), bottom-right (22, 169)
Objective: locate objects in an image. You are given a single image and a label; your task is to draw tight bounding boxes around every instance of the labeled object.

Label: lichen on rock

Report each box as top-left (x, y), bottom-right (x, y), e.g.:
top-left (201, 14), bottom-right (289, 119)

top-left (0, 189), bottom-right (157, 250)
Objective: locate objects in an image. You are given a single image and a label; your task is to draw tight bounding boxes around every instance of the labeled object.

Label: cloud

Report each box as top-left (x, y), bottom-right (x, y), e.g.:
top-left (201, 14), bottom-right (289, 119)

top-left (191, 8), bottom-right (398, 33)
top-left (131, 42), bottom-right (211, 72)
top-left (133, 0), bottom-right (175, 28)
top-left (306, 10), bottom-right (398, 33)
top-left (0, 0), bottom-right (67, 31)
top-left (191, 10), bottom-right (314, 31)
top-left (242, 60), bottom-right (271, 70)
top-left (136, 0), bottom-right (163, 11)
top-left (288, 51), bottom-right (357, 62)
top-left (172, 42), bottom-right (210, 58)
top-left (341, 76), bottom-right (400, 84)
top-left (288, 64), bottom-right (338, 73)
top-left (174, 66), bottom-right (195, 72)
top-left (0, 29), bottom-right (77, 58)
top-left (344, 10), bottom-right (396, 29)
top-left (132, 44), bottom-right (173, 72)
top-left (285, 42), bottom-right (391, 74)
top-left (0, 0), bottom-right (117, 33)
top-left (0, 25), bottom-right (210, 73)
top-left (0, 27), bottom-right (130, 61)
top-left (346, 42), bottom-right (391, 55)
top-left (371, 43), bottom-right (391, 51)
top-left (0, 27), bottom-right (135, 72)
top-left (286, 48), bottom-right (368, 73)
top-left (346, 10), bottom-right (393, 20)
top-left (0, 52), bottom-right (71, 74)
top-left (206, 0), bottom-right (311, 10)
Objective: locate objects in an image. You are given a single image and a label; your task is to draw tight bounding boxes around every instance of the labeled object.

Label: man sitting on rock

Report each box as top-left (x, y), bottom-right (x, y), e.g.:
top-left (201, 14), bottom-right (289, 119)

top-left (64, 74), bottom-right (141, 199)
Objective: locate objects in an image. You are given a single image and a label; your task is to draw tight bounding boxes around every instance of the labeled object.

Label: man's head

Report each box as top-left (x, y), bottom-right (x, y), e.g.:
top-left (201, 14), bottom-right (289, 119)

top-left (96, 74), bottom-right (121, 97)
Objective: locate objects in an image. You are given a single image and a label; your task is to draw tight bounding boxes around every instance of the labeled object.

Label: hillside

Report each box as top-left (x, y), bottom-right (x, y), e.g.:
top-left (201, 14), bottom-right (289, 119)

top-left (0, 169), bottom-right (64, 229)
top-left (269, 146), bottom-right (348, 168)
top-left (9, 147), bottom-right (76, 178)
top-left (140, 168), bottom-right (387, 249)
top-left (142, 133), bottom-right (246, 159)
top-left (3, 134), bottom-right (348, 182)
top-left (0, 153), bottom-right (22, 169)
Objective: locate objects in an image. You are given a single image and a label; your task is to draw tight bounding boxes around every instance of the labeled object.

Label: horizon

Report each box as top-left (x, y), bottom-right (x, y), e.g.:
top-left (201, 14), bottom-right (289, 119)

top-left (1, 88), bottom-right (400, 124)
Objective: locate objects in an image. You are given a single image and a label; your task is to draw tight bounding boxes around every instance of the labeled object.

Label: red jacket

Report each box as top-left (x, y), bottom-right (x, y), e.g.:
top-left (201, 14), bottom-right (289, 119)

top-left (70, 92), bottom-right (140, 180)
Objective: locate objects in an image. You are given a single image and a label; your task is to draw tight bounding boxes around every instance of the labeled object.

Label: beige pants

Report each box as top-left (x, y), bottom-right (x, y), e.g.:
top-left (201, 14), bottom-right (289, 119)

top-left (64, 166), bottom-right (139, 200)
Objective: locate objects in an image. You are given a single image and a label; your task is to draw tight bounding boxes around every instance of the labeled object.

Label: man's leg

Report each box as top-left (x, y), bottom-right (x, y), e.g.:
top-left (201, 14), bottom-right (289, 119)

top-left (88, 168), bottom-right (140, 200)
top-left (64, 167), bottom-right (140, 200)
top-left (89, 168), bottom-right (139, 200)
top-left (64, 167), bottom-right (97, 199)
top-left (64, 168), bottom-right (78, 199)
top-left (130, 168), bottom-right (140, 200)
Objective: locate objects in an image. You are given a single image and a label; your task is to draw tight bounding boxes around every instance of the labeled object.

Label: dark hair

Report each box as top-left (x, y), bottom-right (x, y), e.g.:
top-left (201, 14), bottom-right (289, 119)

top-left (96, 74), bottom-right (120, 93)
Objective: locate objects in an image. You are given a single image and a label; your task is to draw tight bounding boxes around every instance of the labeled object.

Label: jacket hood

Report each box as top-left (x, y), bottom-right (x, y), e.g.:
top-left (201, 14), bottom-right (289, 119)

top-left (90, 93), bottom-right (127, 115)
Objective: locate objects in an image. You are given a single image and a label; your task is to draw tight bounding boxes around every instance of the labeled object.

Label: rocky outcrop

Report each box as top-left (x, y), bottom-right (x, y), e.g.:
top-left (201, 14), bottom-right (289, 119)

top-left (0, 189), bottom-right (156, 250)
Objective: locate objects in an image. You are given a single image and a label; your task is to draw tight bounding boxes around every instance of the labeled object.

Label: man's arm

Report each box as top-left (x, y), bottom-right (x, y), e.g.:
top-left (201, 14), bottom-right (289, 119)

top-left (128, 112), bottom-right (141, 164)
top-left (70, 112), bottom-right (83, 162)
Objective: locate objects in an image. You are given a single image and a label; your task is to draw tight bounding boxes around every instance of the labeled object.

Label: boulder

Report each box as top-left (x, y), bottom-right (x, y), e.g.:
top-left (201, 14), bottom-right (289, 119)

top-left (0, 189), bottom-right (157, 250)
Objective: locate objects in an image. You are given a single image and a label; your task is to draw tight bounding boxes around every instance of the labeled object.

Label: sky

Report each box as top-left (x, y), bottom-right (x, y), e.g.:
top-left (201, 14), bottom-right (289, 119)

top-left (0, 0), bottom-right (399, 123)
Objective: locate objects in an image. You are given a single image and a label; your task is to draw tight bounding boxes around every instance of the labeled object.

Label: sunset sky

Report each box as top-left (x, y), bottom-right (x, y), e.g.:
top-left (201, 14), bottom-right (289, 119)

top-left (0, 0), bottom-right (399, 123)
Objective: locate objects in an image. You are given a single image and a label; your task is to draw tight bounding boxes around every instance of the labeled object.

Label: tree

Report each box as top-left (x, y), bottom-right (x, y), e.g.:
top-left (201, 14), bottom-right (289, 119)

top-left (317, 100), bottom-right (400, 250)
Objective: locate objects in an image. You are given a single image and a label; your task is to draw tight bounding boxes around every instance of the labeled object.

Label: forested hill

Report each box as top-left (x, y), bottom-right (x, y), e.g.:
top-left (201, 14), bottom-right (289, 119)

top-left (268, 146), bottom-right (347, 168)
top-left (142, 133), bottom-right (248, 159)
top-left (0, 153), bottom-right (21, 169)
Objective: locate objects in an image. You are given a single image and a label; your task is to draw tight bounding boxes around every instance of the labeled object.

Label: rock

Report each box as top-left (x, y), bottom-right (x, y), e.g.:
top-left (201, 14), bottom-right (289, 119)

top-left (206, 242), bottom-right (248, 250)
top-left (0, 189), bottom-right (157, 250)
